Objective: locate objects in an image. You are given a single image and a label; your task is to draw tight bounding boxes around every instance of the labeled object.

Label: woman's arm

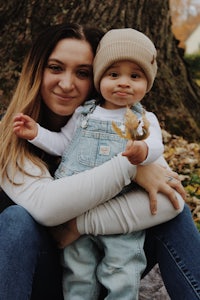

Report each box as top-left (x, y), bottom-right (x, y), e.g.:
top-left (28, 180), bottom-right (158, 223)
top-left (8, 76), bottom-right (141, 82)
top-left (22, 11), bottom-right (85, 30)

top-left (77, 186), bottom-right (185, 236)
top-left (0, 154), bottom-right (136, 226)
top-left (77, 157), bottom-right (186, 235)
top-left (50, 157), bottom-right (186, 248)
top-left (52, 189), bottom-right (185, 249)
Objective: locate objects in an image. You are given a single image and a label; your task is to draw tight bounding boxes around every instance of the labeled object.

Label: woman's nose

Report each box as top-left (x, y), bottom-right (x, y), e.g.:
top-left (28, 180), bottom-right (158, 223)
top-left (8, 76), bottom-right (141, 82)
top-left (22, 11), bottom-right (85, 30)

top-left (58, 73), bottom-right (74, 91)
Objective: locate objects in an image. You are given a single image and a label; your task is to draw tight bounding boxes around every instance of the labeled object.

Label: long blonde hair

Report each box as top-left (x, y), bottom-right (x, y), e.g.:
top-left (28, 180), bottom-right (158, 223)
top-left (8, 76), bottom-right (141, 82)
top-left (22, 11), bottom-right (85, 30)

top-left (0, 23), bottom-right (104, 183)
top-left (0, 50), bottom-right (44, 182)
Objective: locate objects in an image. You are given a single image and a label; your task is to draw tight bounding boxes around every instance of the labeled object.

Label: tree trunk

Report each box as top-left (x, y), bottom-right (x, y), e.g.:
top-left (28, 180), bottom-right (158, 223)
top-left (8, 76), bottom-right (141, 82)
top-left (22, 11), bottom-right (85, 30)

top-left (0, 0), bottom-right (200, 141)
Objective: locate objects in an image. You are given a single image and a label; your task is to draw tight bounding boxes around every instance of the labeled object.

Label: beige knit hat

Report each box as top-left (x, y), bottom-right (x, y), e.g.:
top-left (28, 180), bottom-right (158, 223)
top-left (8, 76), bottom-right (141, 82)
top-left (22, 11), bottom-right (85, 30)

top-left (93, 28), bottom-right (157, 92)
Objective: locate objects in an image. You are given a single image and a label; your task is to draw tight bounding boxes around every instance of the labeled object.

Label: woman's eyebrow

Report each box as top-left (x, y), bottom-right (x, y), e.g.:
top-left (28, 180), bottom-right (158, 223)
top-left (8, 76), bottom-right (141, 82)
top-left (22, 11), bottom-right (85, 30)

top-left (47, 58), bottom-right (63, 64)
top-left (47, 58), bottom-right (92, 69)
top-left (79, 64), bottom-right (93, 69)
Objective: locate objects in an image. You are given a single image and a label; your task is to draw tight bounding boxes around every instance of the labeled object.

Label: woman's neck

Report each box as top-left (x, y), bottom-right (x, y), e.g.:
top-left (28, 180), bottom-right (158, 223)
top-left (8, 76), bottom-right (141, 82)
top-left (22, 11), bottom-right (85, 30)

top-left (41, 104), bottom-right (70, 132)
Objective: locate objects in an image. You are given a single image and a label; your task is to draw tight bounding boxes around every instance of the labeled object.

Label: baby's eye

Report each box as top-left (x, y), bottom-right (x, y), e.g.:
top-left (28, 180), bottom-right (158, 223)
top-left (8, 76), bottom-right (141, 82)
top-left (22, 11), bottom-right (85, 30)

top-left (47, 64), bottom-right (62, 73)
top-left (109, 72), bottom-right (118, 78)
top-left (131, 73), bottom-right (140, 79)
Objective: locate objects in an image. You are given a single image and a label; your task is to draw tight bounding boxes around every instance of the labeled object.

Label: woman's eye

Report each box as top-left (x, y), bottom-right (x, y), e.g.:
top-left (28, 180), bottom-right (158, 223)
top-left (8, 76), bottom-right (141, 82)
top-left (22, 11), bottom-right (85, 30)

top-left (77, 70), bottom-right (91, 79)
top-left (47, 65), bottom-right (62, 72)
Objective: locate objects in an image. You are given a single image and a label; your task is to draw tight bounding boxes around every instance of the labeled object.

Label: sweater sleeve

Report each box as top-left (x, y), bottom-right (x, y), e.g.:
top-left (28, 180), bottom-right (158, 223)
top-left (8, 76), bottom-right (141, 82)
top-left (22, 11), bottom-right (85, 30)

top-left (76, 156), bottom-right (185, 235)
top-left (77, 188), bottom-right (184, 234)
top-left (29, 113), bottom-right (80, 156)
top-left (141, 111), bottom-right (164, 165)
top-left (0, 154), bottom-right (136, 226)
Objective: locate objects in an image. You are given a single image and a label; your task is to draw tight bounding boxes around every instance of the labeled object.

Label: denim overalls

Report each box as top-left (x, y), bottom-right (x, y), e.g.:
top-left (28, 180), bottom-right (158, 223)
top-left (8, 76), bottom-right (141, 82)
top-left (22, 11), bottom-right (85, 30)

top-left (58, 100), bottom-right (146, 300)
top-left (55, 100), bottom-right (143, 181)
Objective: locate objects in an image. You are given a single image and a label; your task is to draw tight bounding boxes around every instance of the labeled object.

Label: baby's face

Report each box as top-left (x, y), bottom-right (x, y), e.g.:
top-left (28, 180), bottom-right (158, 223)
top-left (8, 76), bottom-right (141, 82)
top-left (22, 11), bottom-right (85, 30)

top-left (100, 60), bottom-right (148, 110)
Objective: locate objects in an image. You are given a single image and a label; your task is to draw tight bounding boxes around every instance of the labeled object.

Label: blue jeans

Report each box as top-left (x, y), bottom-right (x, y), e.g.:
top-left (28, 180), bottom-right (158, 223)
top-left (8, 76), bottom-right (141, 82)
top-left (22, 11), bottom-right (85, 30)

top-left (144, 204), bottom-right (200, 299)
top-left (0, 204), bottom-right (200, 299)
top-left (62, 232), bottom-right (146, 300)
top-left (0, 205), bottom-right (63, 300)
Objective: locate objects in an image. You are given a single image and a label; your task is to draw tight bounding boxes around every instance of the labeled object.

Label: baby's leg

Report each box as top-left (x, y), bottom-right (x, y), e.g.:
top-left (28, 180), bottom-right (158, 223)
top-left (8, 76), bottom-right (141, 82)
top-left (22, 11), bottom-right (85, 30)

top-left (61, 235), bottom-right (101, 300)
top-left (96, 232), bottom-right (146, 300)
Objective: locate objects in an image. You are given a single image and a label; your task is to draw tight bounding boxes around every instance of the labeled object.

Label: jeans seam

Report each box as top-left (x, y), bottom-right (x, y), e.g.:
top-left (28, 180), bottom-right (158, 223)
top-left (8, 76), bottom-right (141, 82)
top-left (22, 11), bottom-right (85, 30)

top-left (157, 237), bottom-right (200, 299)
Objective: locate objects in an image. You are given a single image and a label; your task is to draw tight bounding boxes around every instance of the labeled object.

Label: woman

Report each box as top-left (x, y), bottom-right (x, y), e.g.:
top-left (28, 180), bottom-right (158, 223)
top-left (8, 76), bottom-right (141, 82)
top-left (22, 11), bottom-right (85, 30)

top-left (0, 23), bottom-right (199, 300)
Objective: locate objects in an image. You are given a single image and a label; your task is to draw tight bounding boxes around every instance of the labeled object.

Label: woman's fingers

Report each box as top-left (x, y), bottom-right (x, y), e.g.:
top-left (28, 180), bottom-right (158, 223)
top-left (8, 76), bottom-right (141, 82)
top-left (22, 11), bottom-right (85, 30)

top-left (148, 190), bottom-right (157, 215)
top-left (135, 163), bottom-right (186, 215)
top-left (165, 174), bottom-right (187, 201)
top-left (148, 186), bottom-right (180, 214)
top-left (160, 184), bottom-right (181, 209)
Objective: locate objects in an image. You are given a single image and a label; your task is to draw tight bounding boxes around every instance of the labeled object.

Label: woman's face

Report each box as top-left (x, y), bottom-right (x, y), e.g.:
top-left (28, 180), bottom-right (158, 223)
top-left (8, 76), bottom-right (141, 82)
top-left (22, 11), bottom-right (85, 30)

top-left (41, 38), bottom-right (94, 116)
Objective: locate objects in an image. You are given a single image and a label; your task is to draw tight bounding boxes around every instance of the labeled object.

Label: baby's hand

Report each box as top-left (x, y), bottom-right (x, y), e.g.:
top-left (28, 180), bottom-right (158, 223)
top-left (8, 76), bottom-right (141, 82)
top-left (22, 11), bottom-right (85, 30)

top-left (122, 140), bottom-right (148, 164)
top-left (13, 113), bottom-right (38, 140)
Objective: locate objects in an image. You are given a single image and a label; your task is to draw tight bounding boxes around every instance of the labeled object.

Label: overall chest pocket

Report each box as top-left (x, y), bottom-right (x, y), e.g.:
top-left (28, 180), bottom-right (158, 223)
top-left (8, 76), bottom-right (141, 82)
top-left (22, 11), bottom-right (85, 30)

top-left (77, 130), bottom-right (126, 168)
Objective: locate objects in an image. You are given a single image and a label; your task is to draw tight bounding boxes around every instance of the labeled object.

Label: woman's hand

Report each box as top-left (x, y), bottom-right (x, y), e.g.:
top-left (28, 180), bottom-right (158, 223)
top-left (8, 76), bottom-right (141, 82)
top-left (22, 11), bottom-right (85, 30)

top-left (135, 163), bottom-right (186, 215)
top-left (49, 218), bottom-right (80, 249)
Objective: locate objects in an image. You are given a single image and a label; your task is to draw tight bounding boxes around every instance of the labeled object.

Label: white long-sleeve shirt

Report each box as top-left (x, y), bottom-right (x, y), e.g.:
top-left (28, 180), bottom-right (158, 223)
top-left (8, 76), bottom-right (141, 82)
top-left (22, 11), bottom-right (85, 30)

top-left (1, 154), bottom-right (136, 226)
top-left (1, 105), bottom-right (184, 233)
top-left (0, 154), bottom-right (184, 232)
top-left (31, 105), bottom-right (164, 165)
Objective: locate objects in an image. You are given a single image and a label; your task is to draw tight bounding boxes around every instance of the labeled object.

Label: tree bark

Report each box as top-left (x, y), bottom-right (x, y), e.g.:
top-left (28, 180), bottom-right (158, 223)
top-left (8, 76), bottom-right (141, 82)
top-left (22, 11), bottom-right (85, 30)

top-left (0, 0), bottom-right (200, 141)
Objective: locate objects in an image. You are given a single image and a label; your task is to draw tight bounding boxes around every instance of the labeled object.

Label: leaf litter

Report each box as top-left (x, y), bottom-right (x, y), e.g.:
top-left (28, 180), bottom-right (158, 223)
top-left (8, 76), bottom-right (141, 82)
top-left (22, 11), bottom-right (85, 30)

top-left (163, 129), bottom-right (200, 229)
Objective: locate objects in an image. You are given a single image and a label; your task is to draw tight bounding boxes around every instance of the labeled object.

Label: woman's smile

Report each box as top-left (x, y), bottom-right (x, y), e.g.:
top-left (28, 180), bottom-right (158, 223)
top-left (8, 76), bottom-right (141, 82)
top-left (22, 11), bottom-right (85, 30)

top-left (53, 92), bottom-right (76, 102)
top-left (41, 38), bottom-right (94, 116)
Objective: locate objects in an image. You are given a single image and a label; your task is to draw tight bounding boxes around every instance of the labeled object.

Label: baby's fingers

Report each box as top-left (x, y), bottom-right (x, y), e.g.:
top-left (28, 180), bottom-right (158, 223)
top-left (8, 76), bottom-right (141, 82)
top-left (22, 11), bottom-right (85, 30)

top-left (14, 113), bottom-right (31, 123)
top-left (13, 118), bottom-right (26, 132)
top-left (13, 113), bottom-right (24, 122)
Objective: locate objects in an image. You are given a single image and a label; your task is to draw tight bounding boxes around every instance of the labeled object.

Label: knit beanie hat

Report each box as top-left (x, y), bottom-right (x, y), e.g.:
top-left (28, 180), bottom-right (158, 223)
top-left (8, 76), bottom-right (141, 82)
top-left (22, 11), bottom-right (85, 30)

top-left (93, 28), bottom-right (157, 92)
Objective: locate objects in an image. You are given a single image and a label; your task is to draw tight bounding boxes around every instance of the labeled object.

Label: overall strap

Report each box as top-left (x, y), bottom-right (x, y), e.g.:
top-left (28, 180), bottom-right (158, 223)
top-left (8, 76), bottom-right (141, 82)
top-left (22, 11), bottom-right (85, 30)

top-left (80, 99), bottom-right (97, 129)
top-left (81, 99), bottom-right (97, 115)
top-left (130, 102), bottom-right (144, 118)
